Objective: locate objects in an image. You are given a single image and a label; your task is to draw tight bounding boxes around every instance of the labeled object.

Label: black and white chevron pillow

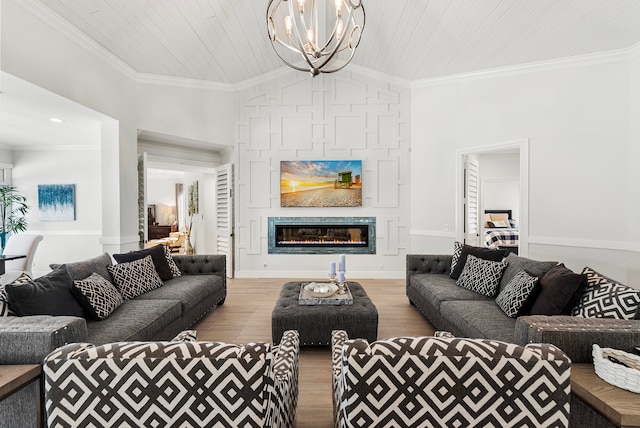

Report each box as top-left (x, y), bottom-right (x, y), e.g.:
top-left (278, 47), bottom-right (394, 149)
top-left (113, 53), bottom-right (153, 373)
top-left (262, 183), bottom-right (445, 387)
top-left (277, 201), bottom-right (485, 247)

top-left (73, 273), bottom-right (124, 320)
top-left (572, 267), bottom-right (640, 320)
top-left (495, 270), bottom-right (538, 317)
top-left (107, 255), bottom-right (164, 299)
top-left (451, 241), bottom-right (463, 275)
top-left (162, 244), bottom-right (181, 278)
top-left (456, 254), bottom-right (508, 297)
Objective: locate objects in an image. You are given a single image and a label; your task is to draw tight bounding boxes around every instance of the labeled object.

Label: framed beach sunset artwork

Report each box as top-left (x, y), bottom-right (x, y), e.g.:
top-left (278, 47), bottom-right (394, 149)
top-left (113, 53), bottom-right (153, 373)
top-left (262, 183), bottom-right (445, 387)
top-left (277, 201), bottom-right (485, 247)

top-left (280, 160), bottom-right (362, 207)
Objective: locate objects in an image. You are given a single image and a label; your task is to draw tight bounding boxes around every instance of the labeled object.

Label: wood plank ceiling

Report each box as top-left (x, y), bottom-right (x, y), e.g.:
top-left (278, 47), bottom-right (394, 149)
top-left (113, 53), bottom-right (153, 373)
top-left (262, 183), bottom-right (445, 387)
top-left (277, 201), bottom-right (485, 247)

top-left (30, 0), bottom-right (640, 83)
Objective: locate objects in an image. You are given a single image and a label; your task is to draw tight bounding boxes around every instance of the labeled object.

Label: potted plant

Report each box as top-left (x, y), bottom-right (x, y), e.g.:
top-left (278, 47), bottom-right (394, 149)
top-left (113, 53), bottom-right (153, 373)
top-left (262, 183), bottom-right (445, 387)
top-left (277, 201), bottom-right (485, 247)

top-left (0, 185), bottom-right (29, 250)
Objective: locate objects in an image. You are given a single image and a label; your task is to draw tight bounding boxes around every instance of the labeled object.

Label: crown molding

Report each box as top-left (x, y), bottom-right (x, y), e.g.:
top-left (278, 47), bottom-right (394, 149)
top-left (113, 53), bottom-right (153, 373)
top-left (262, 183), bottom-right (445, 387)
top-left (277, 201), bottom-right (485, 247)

top-left (411, 43), bottom-right (640, 89)
top-left (18, 0), bottom-right (138, 81)
top-left (11, 144), bottom-right (100, 151)
top-left (348, 64), bottom-right (411, 88)
top-left (135, 73), bottom-right (236, 92)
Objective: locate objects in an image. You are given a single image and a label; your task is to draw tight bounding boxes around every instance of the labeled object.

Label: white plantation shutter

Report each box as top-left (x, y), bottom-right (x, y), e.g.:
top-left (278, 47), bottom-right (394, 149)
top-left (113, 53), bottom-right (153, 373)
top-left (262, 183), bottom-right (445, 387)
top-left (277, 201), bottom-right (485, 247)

top-left (215, 163), bottom-right (234, 278)
top-left (465, 158), bottom-right (480, 245)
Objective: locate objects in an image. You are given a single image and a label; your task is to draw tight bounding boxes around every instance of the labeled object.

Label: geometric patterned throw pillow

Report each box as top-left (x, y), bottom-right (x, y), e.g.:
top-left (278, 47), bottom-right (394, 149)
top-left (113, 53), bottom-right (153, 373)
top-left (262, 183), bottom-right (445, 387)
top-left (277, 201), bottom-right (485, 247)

top-left (572, 267), bottom-right (640, 320)
top-left (107, 255), bottom-right (164, 299)
top-left (73, 273), bottom-right (124, 320)
top-left (456, 254), bottom-right (508, 297)
top-left (451, 241), bottom-right (463, 275)
top-left (0, 273), bottom-right (32, 316)
top-left (495, 270), bottom-right (538, 317)
top-left (162, 244), bottom-right (181, 278)
top-left (171, 329), bottom-right (197, 342)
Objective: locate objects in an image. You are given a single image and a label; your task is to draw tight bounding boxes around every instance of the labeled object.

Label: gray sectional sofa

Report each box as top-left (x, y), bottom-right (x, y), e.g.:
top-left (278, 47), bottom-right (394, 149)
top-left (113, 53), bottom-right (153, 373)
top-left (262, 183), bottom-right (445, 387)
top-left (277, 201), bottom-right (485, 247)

top-left (0, 252), bottom-right (226, 428)
top-left (406, 253), bottom-right (640, 364)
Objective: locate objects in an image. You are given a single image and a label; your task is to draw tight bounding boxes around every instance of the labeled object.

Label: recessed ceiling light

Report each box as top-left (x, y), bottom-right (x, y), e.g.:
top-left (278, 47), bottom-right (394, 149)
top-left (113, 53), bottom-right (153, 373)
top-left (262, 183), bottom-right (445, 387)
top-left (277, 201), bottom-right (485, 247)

top-left (50, 117), bottom-right (65, 123)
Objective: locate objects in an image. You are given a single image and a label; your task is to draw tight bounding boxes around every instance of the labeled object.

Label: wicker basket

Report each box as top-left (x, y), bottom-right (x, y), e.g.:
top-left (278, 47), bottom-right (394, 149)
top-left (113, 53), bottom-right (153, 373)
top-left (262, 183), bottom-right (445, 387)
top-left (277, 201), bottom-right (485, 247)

top-left (592, 344), bottom-right (640, 393)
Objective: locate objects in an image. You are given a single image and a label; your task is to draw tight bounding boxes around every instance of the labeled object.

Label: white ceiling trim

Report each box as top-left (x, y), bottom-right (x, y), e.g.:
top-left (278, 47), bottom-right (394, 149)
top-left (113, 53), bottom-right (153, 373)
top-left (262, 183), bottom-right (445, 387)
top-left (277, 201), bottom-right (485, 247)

top-left (17, 0), bottom-right (138, 80)
top-left (135, 73), bottom-right (235, 92)
top-left (11, 145), bottom-right (100, 151)
top-left (411, 42), bottom-right (640, 89)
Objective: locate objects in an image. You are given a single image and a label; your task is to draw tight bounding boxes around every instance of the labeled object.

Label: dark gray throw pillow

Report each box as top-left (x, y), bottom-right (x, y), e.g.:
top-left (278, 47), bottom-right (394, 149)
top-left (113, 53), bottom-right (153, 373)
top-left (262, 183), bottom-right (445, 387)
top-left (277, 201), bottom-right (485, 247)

top-left (113, 245), bottom-right (173, 281)
top-left (50, 252), bottom-right (114, 282)
top-left (5, 267), bottom-right (85, 317)
top-left (450, 245), bottom-right (507, 280)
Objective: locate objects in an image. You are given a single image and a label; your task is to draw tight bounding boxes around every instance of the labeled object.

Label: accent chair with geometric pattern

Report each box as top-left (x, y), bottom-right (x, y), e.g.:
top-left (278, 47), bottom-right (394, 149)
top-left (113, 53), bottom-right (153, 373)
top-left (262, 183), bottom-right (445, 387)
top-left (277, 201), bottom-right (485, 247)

top-left (43, 330), bottom-right (299, 428)
top-left (331, 330), bottom-right (571, 428)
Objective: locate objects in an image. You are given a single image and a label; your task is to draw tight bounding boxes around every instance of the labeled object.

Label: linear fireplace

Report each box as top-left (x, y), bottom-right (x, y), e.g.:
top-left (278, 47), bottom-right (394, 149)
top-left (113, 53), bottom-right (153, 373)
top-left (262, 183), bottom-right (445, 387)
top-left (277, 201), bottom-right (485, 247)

top-left (268, 217), bottom-right (376, 254)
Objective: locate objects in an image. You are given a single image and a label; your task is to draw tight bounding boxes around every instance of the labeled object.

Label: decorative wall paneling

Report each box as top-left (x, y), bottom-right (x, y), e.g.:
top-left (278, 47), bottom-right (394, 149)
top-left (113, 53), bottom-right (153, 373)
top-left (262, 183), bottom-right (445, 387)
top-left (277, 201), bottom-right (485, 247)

top-left (234, 71), bottom-right (410, 277)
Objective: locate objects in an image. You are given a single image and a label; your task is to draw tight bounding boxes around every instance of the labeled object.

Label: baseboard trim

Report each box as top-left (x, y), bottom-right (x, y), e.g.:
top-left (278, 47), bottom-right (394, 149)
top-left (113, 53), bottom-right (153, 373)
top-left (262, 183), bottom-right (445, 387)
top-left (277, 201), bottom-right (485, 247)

top-left (235, 270), bottom-right (405, 279)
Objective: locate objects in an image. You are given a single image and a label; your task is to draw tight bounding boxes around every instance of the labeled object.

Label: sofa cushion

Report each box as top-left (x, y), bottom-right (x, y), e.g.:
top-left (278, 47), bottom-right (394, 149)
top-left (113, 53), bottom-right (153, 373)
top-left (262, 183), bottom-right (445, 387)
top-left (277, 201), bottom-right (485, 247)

top-left (498, 253), bottom-right (556, 293)
top-left (528, 264), bottom-right (587, 316)
top-left (135, 274), bottom-right (220, 313)
top-left (572, 267), bottom-right (640, 320)
top-left (85, 299), bottom-right (181, 345)
top-left (50, 252), bottom-right (113, 282)
top-left (495, 270), bottom-right (538, 318)
top-left (456, 255), bottom-right (507, 298)
top-left (72, 273), bottom-right (124, 320)
top-left (108, 256), bottom-right (164, 299)
top-left (113, 245), bottom-right (173, 281)
top-left (411, 274), bottom-right (491, 311)
top-left (5, 267), bottom-right (85, 317)
top-left (440, 300), bottom-right (518, 343)
top-left (450, 245), bottom-right (506, 280)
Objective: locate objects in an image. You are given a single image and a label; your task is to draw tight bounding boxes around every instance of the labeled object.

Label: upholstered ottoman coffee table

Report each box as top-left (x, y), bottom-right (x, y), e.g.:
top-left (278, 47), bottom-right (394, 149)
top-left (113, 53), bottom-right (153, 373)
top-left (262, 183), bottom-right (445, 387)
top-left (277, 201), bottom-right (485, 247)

top-left (272, 281), bottom-right (378, 346)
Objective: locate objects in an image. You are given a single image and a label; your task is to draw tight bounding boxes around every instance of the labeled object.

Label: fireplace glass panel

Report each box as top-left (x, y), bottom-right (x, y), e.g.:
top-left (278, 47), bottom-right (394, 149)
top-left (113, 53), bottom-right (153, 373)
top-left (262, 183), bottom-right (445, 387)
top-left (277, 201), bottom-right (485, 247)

top-left (276, 225), bottom-right (368, 248)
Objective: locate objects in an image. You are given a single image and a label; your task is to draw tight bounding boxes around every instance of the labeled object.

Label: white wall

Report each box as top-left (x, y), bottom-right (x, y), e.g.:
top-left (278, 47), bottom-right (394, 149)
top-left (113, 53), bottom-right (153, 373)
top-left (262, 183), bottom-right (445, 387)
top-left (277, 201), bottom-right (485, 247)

top-left (234, 70), bottom-right (411, 278)
top-left (136, 83), bottom-right (235, 149)
top-left (2, 0), bottom-right (139, 253)
top-left (11, 149), bottom-right (103, 276)
top-left (479, 153), bottom-right (520, 223)
top-left (411, 52), bottom-right (639, 287)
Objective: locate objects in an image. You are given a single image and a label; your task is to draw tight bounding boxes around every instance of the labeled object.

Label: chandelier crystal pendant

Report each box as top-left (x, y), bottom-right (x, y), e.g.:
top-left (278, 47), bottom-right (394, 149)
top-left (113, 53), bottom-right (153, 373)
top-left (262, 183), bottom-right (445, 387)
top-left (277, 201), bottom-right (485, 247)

top-left (267, 0), bottom-right (365, 76)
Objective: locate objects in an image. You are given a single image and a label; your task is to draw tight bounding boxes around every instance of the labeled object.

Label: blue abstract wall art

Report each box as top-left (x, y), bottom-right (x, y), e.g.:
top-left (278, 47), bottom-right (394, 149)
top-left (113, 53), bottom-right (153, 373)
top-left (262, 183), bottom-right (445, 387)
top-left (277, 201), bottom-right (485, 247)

top-left (38, 184), bottom-right (76, 221)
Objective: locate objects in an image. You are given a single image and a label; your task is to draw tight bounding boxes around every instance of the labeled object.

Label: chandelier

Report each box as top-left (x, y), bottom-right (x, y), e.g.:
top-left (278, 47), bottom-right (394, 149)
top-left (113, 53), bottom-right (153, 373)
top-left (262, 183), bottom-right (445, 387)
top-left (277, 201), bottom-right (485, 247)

top-left (267, 0), bottom-right (365, 76)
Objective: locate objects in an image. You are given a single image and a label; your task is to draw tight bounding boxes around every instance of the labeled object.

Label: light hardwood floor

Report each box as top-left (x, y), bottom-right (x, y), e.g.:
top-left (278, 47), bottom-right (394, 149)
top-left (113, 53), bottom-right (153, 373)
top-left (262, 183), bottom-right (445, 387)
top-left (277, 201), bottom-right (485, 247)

top-left (193, 278), bottom-right (435, 428)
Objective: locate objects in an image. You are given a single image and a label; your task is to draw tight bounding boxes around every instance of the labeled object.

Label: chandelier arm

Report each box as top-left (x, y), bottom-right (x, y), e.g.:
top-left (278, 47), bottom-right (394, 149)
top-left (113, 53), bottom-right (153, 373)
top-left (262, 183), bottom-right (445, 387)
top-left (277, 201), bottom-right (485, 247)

top-left (316, 4), bottom-right (354, 54)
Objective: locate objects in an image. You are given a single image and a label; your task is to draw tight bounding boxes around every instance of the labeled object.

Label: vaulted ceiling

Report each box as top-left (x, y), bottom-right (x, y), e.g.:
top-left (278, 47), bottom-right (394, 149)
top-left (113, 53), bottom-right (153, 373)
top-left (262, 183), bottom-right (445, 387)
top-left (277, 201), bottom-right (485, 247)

top-left (35, 0), bottom-right (640, 84)
top-left (2, 0), bottom-right (640, 149)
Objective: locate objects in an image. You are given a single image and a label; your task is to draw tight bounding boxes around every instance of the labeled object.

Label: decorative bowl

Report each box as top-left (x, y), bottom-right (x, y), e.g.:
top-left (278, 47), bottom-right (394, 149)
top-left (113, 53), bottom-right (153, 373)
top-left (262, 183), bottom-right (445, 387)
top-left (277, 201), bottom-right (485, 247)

top-left (305, 282), bottom-right (338, 298)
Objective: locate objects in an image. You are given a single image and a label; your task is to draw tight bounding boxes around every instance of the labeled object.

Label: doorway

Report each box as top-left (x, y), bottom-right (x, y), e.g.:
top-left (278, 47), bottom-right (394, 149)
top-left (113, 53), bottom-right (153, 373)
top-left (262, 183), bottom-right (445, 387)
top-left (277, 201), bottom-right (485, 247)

top-left (456, 139), bottom-right (529, 257)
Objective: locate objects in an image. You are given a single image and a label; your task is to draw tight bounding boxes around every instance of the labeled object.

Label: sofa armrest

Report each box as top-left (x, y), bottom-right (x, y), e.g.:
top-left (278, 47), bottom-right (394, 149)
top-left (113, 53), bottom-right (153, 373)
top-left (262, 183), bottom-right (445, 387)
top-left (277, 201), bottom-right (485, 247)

top-left (269, 330), bottom-right (300, 428)
top-left (173, 255), bottom-right (226, 277)
top-left (515, 315), bottom-right (640, 363)
top-left (0, 316), bottom-right (88, 364)
top-left (406, 254), bottom-right (453, 287)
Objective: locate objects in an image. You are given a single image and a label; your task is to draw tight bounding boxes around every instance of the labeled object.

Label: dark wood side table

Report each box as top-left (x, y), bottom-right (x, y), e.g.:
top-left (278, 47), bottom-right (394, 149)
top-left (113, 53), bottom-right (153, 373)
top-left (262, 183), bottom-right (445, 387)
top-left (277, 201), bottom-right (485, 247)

top-left (0, 364), bottom-right (42, 427)
top-left (0, 254), bottom-right (26, 275)
top-left (571, 363), bottom-right (640, 428)
top-left (148, 225), bottom-right (172, 240)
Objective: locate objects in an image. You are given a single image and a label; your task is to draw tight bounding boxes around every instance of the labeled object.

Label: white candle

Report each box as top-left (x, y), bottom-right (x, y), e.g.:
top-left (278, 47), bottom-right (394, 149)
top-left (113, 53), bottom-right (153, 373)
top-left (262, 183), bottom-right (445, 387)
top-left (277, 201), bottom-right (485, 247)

top-left (329, 262), bottom-right (336, 275)
top-left (339, 254), bottom-right (346, 272)
top-left (337, 271), bottom-right (345, 282)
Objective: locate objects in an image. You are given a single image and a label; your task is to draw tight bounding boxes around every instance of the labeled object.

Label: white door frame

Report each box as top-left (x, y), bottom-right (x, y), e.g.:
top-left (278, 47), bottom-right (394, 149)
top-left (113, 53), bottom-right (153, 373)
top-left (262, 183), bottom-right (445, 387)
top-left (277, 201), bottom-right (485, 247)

top-left (455, 139), bottom-right (529, 257)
